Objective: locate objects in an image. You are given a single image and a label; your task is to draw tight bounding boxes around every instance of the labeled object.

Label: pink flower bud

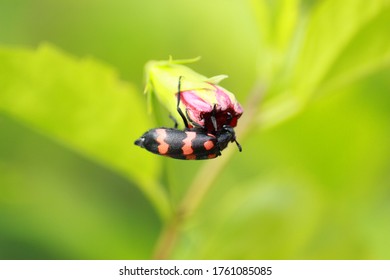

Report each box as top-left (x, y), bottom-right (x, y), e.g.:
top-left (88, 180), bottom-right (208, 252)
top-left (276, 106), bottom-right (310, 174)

top-left (179, 83), bottom-right (243, 133)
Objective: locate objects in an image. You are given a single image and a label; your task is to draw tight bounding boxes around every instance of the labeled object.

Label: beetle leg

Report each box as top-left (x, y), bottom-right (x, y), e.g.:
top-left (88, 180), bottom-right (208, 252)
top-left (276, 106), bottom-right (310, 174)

top-left (210, 104), bottom-right (218, 132)
top-left (176, 76), bottom-right (190, 129)
top-left (169, 114), bottom-right (179, 129)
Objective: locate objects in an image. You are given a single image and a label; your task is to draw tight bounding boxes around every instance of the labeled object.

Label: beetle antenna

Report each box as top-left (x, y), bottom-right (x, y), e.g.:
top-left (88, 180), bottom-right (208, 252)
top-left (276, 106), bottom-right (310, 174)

top-left (234, 139), bottom-right (242, 152)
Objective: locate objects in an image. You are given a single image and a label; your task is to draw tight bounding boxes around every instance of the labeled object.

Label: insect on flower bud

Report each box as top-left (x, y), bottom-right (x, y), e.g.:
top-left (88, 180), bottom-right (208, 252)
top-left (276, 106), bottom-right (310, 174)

top-left (145, 57), bottom-right (243, 133)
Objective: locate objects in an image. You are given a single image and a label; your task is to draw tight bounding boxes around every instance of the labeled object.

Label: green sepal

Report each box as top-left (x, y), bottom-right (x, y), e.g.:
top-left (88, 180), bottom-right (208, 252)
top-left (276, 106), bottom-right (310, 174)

top-left (144, 57), bottom-right (225, 127)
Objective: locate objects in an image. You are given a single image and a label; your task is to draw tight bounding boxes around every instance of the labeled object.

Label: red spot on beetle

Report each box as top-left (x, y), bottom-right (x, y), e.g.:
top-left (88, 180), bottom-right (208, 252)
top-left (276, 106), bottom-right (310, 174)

top-left (182, 131), bottom-right (196, 155)
top-left (186, 154), bottom-right (197, 160)
top-left (208, 154), bottom-right (217, 159)
top-left (203, 140), bottom-right (214, 150)
top-left (156, 129), bottom-right (169, 154)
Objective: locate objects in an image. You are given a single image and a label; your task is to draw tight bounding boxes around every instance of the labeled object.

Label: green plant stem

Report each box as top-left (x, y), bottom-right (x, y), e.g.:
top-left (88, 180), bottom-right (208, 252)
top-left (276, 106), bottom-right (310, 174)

top-left (152, 83), bottom-right (264, 259)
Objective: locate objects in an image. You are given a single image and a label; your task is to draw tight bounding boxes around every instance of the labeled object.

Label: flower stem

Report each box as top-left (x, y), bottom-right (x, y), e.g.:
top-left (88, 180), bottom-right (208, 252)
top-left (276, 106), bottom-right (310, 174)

top-left (152, 83), bottom-right (264, 259)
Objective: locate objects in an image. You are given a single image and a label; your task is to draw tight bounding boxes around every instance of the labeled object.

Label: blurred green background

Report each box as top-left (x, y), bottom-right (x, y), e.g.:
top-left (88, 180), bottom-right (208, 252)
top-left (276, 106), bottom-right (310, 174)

top-left (1, 0), bottom-right (390, 259)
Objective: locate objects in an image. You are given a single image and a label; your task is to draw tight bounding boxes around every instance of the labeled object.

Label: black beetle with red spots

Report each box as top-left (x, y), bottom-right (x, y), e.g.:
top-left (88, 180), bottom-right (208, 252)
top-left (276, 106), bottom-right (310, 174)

top-left (134, 125), bottom-right (241, 160)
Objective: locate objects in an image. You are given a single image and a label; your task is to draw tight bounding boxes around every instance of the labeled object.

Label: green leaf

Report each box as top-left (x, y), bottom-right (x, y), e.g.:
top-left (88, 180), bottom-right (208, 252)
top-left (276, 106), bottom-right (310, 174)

top-left (253, 0), bottom-right (390, 129)
top-left (317, 5), bottom-right (390, 94)
top-left (291, 0), bottom-right (390, 98)
top-left (0, 44), bottom-right (170, 219)
top-left (0, 115), bottom-right (161, 259)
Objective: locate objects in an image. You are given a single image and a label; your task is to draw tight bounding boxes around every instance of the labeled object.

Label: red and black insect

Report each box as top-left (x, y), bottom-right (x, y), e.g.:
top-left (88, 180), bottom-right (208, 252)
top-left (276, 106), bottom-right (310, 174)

top-left (135, 125), bottom-right (241, 160)
top-left (134, 77), bottom-right (242, 160)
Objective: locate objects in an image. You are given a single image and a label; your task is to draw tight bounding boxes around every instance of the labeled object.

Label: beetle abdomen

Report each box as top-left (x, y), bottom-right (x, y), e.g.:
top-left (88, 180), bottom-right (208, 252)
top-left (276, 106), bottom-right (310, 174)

top-left (134, 128), bottom-right (220, 160)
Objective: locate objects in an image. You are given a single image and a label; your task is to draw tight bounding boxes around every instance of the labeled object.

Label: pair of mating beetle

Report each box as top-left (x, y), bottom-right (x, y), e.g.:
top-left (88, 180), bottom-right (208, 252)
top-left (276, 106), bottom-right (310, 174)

top-left (134, 77), bottom-right (242, 160)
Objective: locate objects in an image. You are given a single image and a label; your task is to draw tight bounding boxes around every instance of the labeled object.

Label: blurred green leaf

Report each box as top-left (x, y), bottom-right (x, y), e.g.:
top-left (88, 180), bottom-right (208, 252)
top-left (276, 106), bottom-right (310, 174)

top-left (0, 44), bottom-right (169, 219)
top-left (255, 0), bottom-right (390, 129)
top-left (292, 0), bottom-right (390, 96)
top-left (252, 0), bottom-right (302, 84)
top-left (0, 115), bottom-right (161, 259)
